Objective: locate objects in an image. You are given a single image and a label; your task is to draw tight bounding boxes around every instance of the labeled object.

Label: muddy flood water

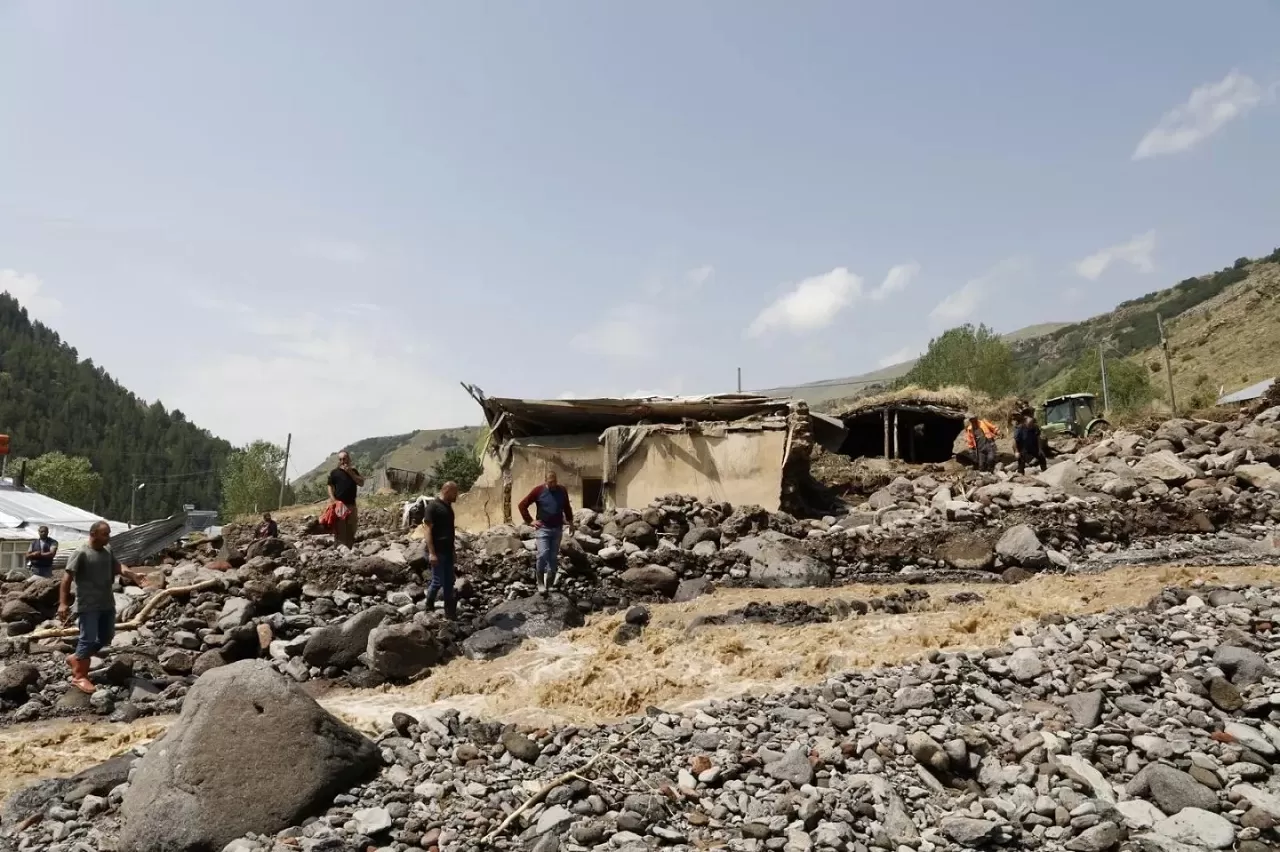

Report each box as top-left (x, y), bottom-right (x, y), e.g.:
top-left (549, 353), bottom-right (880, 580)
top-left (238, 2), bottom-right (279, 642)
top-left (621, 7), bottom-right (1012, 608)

top-left (3, 563), bottom-right (1277, 801)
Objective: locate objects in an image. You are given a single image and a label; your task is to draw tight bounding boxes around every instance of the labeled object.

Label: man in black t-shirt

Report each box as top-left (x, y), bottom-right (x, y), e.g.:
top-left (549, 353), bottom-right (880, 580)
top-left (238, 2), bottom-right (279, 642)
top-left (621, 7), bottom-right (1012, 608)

top-left (326, 450), bottom-right (364, 548)
top-left (423, 481), bottom-right (459, 619)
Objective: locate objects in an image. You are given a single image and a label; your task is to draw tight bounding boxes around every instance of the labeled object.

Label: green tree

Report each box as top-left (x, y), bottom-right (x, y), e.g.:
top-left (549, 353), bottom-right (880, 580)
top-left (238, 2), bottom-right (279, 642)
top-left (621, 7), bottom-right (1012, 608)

top-left (220, 440), bottom-right (292, 518)
top-left (0, 293), bottom-right (233, 518)
top-left (17, 452), bottom-right (102, 509)
top-left (1051, 352), bottom-right (1155, 413)
top-left (426, 446), bottom-right (482, 493)
top-left (900, 324), bottom-right (1020, 396)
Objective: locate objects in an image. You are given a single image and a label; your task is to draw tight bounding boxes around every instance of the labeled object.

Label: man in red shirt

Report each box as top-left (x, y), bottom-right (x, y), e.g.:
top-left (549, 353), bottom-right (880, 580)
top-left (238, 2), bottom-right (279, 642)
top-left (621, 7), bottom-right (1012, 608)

top-left (517, 471), bottom-right (575, 593)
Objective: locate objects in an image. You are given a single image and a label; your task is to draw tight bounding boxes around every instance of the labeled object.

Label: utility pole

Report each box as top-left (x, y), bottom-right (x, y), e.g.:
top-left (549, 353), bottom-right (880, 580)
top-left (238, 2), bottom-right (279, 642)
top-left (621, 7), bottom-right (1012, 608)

top-left (278, 433), bottom-right (292, 509)
top-left (1098, 344), bottom-right (1110, 414)
top-left (1157, 312), bottom-right (1177, 416)
top-left (129, 475), bottom-right (138, 528)
top-left (736, 367), bottom-right (742, 393)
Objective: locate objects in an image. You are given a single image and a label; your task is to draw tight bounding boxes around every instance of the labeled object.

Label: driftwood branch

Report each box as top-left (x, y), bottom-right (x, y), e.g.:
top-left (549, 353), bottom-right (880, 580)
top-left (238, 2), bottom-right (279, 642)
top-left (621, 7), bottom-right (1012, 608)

top-left (23, 579), bottom-right (224, 640)
top-left (481, 723), bottom-right (645, 844)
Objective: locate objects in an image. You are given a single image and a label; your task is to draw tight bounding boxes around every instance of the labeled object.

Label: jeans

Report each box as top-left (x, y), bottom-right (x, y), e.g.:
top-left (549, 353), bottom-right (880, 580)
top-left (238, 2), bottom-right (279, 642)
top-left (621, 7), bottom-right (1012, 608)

top-left (29, 563), bottom-right (53, 579)
top-left (535, 526), bottom-right (563, 587)
top-left (75, 610), bottom-right (116, 660)
top-left (426, 551), bottom-right (456, 604)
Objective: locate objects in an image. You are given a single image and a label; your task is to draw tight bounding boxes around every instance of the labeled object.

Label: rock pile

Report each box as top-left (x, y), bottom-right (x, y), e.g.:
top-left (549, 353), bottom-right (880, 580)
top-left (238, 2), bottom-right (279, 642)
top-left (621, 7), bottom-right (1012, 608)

top-left (2, 406), bottom-right (1280, 728)
top-left (11, 579), bottom-right (1280, 852)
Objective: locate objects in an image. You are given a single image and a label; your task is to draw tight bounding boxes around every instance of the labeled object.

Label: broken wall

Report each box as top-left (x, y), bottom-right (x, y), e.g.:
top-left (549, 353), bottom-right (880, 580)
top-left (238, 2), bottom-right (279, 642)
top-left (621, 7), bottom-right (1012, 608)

top-left (614, 430), bottom-right (787, 512)
top-left (453, 435), bottom-right (602, 532)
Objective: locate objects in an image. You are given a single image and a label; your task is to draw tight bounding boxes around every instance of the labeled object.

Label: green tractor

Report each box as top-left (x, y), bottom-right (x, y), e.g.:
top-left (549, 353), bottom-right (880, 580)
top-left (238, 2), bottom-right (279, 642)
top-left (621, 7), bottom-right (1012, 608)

top-left (1041, 393), bottom-right (1110, 439)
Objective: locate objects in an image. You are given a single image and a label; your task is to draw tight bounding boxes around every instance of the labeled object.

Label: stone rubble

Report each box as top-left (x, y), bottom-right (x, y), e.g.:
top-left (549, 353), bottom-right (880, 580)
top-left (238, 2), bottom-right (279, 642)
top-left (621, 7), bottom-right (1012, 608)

top-left (7, 579), bottom-right (1280, 852)
top-left (1, 407), bottom-right (1280, 727)
top-left (3, 407), bottom-right (1280, 848)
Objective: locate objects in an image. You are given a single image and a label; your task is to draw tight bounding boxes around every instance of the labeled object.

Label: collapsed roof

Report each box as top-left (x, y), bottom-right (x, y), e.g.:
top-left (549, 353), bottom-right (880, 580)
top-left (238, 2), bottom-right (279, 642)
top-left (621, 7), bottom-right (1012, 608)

top-left (462, 385), bottom-right (797, 442)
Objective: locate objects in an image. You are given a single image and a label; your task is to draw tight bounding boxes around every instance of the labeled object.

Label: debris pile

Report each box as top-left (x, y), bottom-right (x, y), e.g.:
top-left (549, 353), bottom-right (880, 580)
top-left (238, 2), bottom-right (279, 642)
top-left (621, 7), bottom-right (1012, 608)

top-left (10, 580), bottom-right (1280, 852)
top-left (3, 406), bottom-right (1280, 725)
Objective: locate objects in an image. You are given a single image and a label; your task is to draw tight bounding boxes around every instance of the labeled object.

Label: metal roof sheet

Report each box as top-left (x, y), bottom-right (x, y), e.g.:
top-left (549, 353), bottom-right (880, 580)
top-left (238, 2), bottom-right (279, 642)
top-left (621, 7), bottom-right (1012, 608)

top-left (1217, 377), bottom-right (1275, 406)
top-left (0, 479), bottom-right (113, 540)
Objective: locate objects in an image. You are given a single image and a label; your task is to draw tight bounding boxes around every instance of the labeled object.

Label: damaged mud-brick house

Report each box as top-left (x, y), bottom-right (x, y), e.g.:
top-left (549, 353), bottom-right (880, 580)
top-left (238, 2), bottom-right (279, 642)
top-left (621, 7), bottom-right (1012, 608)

top-left (452, 386), bottom-right (847, 532)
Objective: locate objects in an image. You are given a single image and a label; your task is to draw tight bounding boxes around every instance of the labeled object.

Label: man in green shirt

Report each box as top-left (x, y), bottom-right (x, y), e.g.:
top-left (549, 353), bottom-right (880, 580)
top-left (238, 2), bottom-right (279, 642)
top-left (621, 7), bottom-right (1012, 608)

top-left (58, 521), bottom-right (144, 694)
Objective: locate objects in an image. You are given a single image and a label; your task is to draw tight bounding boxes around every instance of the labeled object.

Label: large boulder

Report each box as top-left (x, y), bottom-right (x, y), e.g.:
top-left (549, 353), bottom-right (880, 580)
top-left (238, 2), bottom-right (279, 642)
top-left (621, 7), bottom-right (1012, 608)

top-left (245, 537), bottom-right (289, 560)
top-left (1132, 450), bottom-right (1197, 485)
top-left (119, 661), bottom-right (379, 852)
top-left (727, 532), bottom-right (832, 588)
top-left (621, 521), bottom-right (658, 548)
top-left (16, 576), bottom-right (59, 608)
top-left (462, 593), bottom-right (585, 660)
top-left (366, 621), bottom-right (444, 680)
top-left (0, 662), bottom-right (40, 703)
top-left (937, 533), bottom-right (996, 571)
top-left (302, 606), bottom-right (395, 670)
top-left (1235, 463), bottom-right (1280, 491)
top-left (620, 565), bottom-right (680, 597)
top-left (680, 526), bottom-right (721, 550)
top-left (1037, 460), bottom-right (1082, 489)
top-left (460, 627), bottom-right (524, 660)
top-left (995, 524), bottom-right (1048, 569)
top-left (481, 530), bottom-right (526, 556)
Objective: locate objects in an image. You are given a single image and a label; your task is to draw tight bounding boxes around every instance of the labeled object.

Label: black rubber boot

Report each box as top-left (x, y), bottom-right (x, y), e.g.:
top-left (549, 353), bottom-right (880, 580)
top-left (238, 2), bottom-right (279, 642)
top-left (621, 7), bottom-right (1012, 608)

top-left (425, 588), bottom-right (438, 611)
top-left (444, 598), bottom-right (458, 620)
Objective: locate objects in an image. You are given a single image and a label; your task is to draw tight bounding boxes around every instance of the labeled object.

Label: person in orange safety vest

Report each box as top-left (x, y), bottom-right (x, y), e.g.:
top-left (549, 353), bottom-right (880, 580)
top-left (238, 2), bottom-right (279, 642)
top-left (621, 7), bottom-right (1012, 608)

top-left (964, 414), bottom-right (999, 472)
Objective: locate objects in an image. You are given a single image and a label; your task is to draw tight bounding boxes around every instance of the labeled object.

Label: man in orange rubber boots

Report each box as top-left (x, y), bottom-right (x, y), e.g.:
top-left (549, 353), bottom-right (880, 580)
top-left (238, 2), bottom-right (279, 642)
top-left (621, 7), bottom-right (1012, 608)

top-left (57, 521), bottom-right (145, 694)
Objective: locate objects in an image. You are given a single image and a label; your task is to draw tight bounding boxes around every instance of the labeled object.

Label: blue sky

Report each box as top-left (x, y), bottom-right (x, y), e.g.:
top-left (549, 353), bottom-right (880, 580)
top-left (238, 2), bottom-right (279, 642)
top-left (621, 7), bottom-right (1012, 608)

top-left (2, 1), bottom-right (1278, 472)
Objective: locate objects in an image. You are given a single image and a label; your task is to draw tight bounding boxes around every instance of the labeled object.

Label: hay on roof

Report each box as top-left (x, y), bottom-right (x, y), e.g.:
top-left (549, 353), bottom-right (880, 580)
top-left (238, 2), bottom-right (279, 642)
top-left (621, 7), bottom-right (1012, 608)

top-left (834, 385), bottom-right (989, 418)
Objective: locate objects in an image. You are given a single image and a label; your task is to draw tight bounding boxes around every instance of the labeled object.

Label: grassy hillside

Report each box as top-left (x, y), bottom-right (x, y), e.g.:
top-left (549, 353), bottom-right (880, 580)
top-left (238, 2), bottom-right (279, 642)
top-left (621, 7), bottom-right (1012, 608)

top-left (1123, 260), bottom-right (1280, 410)
top-left (293, 426), bottom-right (482, 491)
top-left (1019, 252), bottom-right (1280, 398)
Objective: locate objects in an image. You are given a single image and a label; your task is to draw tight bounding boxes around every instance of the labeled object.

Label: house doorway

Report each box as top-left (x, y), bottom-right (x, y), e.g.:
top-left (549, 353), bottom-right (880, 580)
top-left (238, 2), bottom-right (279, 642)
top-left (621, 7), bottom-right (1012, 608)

top-left (581, 478), bottom-right (604, 512)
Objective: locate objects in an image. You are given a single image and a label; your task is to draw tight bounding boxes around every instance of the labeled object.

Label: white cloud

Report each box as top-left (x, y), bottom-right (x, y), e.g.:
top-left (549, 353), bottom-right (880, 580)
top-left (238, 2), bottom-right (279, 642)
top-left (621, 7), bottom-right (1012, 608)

top-left (869, 262), bottom-right (920, 301)
top-left (1133, 71), bottom-right (1265, 159)
top-left (166, 297), bottom-right (475, 473)
top-left (686, 264), bottom-right (715, 288)
top-left (929, 256), bottom-right (1027, 328)
top-left (877, 346), bottom-right (918, 368)
top-left (0, 269), bottom-right (62, 318)
top-left (929, 282), bottom-right (982, 326)
top-left (569, 303), bottom-right (662, 360)
top-left (1074, 230), bottom-right (1156, 281)
top-left (747, 268), bottom-right (863, 337)
top-left (298, 238), bottom-right (369, 264)
top-left (558, 379), bottom-right (685, 400)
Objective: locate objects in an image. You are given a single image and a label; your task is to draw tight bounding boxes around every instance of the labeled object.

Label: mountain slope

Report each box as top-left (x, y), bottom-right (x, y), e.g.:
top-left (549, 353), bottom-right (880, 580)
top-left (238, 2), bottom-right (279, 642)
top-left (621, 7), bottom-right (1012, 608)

top-left (0, 294), bottom-right (233, 518)
top-left (294, 426), bottom-right (483, 492)
top-left (1021, 250), bottom-right (1280, 401)
top-left (1124, 259), bottom-right (1280, 409)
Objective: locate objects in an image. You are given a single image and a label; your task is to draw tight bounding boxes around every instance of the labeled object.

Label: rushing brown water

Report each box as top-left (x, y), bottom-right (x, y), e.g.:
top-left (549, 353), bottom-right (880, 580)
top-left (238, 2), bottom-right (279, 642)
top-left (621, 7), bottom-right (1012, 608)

top-left (4, 563), bottom-right (1275, 801)
top-left (325, 563), bottom-right (1279, 729)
